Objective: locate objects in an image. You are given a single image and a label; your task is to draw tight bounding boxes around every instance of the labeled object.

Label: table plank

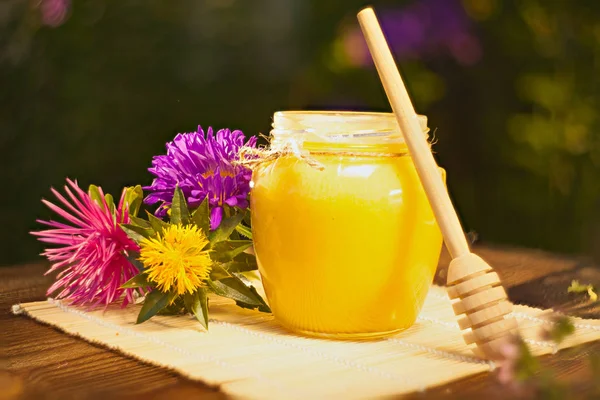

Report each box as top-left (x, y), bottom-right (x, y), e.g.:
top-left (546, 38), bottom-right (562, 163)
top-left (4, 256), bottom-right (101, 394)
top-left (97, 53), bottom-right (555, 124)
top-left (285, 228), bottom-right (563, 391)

top-left (426, 246), bottom-right (600, 399)
top-left (1, 246), bottom-right (599, 399)
top-left (0, 263), bottom-right (220, 400)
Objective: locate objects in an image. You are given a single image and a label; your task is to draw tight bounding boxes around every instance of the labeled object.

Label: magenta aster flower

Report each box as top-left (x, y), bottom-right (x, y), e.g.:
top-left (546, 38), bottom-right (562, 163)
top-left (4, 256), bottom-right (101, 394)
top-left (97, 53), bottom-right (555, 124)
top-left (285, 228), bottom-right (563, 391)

top-left (144, 126), bottom-right (257, 229)
top-left (32, 179), bottom-right (141, 307)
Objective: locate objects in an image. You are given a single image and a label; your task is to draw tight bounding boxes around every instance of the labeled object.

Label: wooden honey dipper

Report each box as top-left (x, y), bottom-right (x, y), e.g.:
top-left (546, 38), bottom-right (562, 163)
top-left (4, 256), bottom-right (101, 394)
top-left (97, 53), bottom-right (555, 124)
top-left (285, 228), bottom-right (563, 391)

top-left (357, 7), bottom-right (518, 360)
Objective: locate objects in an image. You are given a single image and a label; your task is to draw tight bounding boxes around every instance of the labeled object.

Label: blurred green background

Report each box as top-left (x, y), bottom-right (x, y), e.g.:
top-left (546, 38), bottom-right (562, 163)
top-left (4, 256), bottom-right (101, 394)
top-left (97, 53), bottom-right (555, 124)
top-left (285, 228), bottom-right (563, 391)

top-left (2, 0), bottom-right (600, 266)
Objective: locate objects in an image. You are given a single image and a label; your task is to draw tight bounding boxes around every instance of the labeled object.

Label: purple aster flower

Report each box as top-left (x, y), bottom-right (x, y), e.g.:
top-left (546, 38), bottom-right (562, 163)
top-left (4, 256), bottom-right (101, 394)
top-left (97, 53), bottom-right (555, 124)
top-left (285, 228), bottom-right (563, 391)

top-left (144, 126), bottom-right (257, 229)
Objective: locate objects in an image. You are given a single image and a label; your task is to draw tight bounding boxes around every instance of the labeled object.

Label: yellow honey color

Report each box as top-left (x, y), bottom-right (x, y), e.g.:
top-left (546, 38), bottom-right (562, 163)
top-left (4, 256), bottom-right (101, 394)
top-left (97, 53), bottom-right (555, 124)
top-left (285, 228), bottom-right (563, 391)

top-left (251, 111), bottom-right (443, 338)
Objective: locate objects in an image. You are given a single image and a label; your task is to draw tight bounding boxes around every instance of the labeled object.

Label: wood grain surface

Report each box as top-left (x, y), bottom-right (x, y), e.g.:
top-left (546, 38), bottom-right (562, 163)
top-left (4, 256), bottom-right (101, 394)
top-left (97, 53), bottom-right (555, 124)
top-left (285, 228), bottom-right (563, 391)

top-left (2, 245), bottom-right (599, 400)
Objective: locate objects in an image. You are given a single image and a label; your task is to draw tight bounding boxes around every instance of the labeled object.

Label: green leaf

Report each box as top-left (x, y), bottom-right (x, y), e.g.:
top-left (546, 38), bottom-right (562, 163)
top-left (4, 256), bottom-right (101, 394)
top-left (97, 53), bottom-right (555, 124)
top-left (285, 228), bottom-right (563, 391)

top-left (210, 240), bottom-right (253, 263)
top-left (234, 223), bottom-right (253, 240)
top-left (209, 211), bottom-right (246, 243)
top-left (127, 253), bottom-right (145, 272)
top-left (170, 187), bottom-right (190, 225)
top-left (123, 185), bottom-right (144, 217)
top-left (88, 185), bottom-right (104, 208)
top-left (129, 215), bottom-right (152, 229)
top-left (568, 280), bottom-right (589, 293)
top-left (235, 299), bottom-right (270, 313)
top-left (223, 252), bottom-right (258, 273)
top-left (137, 290), bottom-right (170, 324)
top-left (120, 223), bottom-right (153, 244)
top-left (210, 264), bottom-right (232, 281)
top-left (514, 338), bottom-right (539, 382)
top-left (121, 273), bottom-right (151, 289)
top-left (158, 297), bottom-right (186, 315)
top-left (191, 198), bottom-right (210, 235)
top-left (589, 287), bottom-right (598, 302)
top-left (184, 288), bottom-right (210, 330)
top-left (207, 275), bottom-right (270, 312)
top-left (105, 193), bottom-right (116, 215)
top-left (567, 280), bottom-right (598, 302)
top-left (548, 316), bottom-right (575, 345)
top-left (146, 211), bottom-right (169, 234)
top-left (243, 211), bottom-right (252, 227)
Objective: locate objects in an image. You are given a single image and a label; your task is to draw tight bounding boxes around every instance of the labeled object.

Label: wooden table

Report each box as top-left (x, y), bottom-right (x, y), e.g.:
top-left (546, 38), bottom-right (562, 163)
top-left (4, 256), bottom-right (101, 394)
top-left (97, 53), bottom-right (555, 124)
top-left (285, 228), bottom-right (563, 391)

top-left (2, 245), bottom-right (599, 399)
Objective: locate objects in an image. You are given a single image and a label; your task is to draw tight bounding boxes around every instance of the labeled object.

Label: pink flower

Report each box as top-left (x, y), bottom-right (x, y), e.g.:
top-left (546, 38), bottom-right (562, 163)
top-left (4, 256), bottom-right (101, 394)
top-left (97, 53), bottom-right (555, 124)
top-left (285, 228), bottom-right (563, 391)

top-left (39, 0), bottom-right (70, 28)
top-left (32, 179), bottom-right (141, 307)
top-left (497, 340), bottom-right (520, 385)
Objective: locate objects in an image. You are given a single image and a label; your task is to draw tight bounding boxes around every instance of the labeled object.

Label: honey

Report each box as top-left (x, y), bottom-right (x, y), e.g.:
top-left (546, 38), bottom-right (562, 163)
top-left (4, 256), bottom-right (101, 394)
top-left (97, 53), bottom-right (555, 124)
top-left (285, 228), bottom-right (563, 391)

top-left (251, 111), bottom-right (443, 338)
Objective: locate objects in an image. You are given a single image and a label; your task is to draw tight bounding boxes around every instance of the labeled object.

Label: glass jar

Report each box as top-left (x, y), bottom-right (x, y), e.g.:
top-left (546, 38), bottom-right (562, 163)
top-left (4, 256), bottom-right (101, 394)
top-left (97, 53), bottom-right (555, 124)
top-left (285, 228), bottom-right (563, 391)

top-left (250, 111), bottom-right (443, 339)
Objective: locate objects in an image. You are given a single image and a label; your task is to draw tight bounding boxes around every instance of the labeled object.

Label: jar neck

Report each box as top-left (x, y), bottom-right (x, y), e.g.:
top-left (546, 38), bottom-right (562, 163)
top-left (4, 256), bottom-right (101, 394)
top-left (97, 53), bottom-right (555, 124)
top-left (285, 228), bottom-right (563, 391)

top-left (270, 111), bottom-right (429, 154)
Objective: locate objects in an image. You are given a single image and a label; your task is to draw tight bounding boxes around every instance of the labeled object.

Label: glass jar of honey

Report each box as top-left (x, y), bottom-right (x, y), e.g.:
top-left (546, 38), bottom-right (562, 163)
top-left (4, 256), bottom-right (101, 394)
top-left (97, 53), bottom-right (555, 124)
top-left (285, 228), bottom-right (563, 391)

top-left (250, 111), bottom-right (443, 339)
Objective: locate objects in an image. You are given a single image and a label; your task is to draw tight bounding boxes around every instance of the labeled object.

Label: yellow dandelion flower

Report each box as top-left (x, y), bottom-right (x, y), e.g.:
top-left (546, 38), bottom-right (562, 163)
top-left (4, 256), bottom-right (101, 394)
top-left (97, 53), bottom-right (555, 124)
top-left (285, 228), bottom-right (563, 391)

top-left (139, 224), bottom-right (212, 295)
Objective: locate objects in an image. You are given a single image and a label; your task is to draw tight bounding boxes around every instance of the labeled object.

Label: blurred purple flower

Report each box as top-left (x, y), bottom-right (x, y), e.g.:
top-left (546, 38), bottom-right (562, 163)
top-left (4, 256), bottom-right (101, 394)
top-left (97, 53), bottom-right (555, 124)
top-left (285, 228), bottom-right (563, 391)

top-left (344, 0), bottom-right (482, 66)
top-left (39, 0), bottom-right (70, 27)
top-left (144, 126), bottom-right (257, 229)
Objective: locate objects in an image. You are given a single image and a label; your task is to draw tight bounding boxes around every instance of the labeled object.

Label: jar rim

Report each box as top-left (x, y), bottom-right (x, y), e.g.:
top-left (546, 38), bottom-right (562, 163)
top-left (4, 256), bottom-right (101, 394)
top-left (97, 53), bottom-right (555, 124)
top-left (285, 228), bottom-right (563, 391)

top-left (275, 110), bottom-right (405, 117)
top-left (272, 110), bottom-right (428, 136)
top-left (270, 110), bottom-right (428, 153)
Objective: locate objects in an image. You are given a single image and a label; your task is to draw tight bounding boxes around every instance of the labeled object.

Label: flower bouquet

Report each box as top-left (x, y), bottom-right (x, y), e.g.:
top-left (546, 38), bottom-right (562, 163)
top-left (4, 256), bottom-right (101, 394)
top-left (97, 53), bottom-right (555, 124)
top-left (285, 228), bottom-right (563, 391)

top-left (33, 126), bottom-right (269, 328)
